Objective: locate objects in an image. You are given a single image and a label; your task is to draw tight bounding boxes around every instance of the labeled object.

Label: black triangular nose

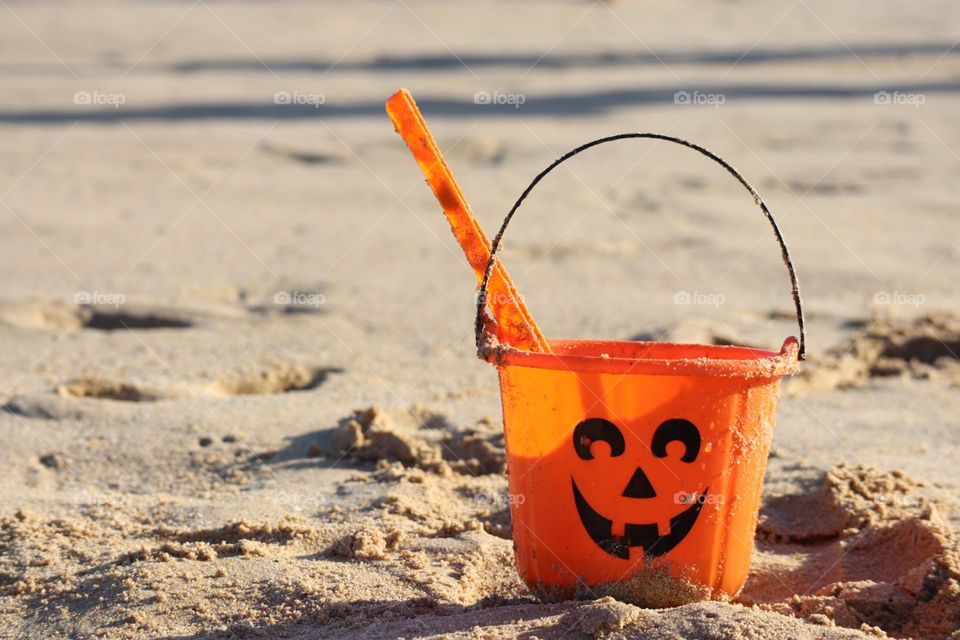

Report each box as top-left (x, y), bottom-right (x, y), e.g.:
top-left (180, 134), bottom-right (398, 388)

top-left (622, 467), bottom-right (657, 498)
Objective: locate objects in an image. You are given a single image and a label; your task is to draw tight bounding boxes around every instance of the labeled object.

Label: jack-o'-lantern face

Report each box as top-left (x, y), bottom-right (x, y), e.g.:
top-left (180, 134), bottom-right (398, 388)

top-left (570, 417), bottom-right (707, 560)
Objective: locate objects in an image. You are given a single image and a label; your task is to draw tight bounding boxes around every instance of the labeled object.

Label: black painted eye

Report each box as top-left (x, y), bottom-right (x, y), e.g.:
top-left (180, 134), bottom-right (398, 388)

top-left (651, 419), bottom-right (700, 463)
top-left (573, 418), bottom-right (625, 460)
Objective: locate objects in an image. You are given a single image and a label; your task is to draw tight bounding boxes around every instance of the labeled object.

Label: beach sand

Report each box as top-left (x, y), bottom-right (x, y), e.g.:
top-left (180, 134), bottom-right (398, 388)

top-left (1, 1), bottom-right (958, 638)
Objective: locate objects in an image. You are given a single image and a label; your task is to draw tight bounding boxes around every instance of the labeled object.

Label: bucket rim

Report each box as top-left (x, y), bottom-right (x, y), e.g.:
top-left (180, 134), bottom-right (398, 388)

top-left (481, 336), bottom-right (800, 378)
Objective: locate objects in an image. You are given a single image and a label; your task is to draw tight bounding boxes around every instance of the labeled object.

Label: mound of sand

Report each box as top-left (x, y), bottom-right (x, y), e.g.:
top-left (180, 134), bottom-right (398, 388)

top-left (326, 405), bottom-right (506, 477)
top-left (745, 464), bottom-right (959, 640)
top-left (789, 313), bottom-right (960, 395)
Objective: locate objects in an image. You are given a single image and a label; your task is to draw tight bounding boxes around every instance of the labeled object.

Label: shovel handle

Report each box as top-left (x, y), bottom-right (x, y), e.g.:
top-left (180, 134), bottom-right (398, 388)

top-left (386, 89), bottom-right (550, 353)
top-left (475, 133), bottom-right (806, 360)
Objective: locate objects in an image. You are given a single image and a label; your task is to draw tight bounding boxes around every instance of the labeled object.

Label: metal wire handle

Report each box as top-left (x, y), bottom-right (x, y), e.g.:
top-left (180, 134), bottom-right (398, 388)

top-left (475, 133), bottom-right (807, 360)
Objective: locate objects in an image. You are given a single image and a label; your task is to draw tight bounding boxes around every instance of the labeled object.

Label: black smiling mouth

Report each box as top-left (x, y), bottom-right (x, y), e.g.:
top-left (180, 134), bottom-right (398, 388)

top-left (572, 478), bottom-right (707, 560)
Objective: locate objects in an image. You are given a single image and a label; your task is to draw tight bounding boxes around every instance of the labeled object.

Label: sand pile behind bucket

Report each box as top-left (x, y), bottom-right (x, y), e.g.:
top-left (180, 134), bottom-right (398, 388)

top-left (789, 313), bottom-right (960, 395)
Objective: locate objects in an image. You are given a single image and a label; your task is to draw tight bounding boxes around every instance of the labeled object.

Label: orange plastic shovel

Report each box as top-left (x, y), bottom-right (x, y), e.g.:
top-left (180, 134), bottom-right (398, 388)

top-left (385, 89), bottom-right (550, 354)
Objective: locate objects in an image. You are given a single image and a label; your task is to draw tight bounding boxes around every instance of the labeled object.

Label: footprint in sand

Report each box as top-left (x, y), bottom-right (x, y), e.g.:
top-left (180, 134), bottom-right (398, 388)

top-left (211, 360), bottom-right (342, 396)
top-left (57, 378), bottom-right (162, 402)
top-left (8, 361), bottom-right (342, 416)
top-left (1, 394), bottom-right (99, 420)
top-left (79, 307), bottom-right (193, 331)
top-left (0, 300), bottom-right (194, 333)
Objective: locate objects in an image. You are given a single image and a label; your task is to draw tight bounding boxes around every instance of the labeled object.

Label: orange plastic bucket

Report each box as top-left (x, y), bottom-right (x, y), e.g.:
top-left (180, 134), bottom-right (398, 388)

top-left (475, 134), bottom-right (805, 605)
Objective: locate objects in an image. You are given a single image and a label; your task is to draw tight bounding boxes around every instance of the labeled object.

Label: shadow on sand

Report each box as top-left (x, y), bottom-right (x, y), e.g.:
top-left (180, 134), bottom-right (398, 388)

top-left (0, 80), bottom-right (956, 124)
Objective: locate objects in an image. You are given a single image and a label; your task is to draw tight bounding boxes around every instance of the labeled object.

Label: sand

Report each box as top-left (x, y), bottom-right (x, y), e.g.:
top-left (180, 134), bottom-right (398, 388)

top-left (2, 404), bottom-right (958, 638)
top-left (788, 313), bottom-right (960, 395)
top-left (1, 0), bottom-right (959, 638)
